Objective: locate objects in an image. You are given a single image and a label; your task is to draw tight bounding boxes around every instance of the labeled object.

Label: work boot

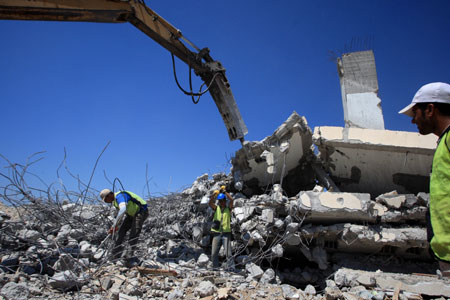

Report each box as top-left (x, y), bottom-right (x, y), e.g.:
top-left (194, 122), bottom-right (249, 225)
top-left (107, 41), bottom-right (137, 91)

top-left (439, 261), bottom-right (450, 279)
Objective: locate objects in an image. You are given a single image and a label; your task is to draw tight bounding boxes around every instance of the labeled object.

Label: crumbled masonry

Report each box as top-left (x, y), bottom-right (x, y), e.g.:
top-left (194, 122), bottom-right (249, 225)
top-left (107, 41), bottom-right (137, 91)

top-left (1, 113), bottom-right (448, 299)
top-left (1, 170), bottom-right (449, 299)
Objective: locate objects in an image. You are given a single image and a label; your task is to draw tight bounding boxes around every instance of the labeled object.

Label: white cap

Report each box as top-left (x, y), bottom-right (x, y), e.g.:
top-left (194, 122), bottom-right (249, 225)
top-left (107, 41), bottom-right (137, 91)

top-left (100, 189), bottom-right (112, 201)
top-left (399, 82), bottom-right (450, 117)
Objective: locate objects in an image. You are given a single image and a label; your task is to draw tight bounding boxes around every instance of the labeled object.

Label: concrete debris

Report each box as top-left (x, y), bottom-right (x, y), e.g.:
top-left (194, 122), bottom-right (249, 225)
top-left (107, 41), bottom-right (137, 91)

top-left (0, 282), bottom-right (29, 300)
top-left (231, 110), bottom-right (437, 201)
top-left (0, 127), bottom-right (446, 299)
top-left (245, 262), bottom-right (264, 280)
top-left (231, 111), bottom-right (316, 196)
top-left (335, 268), bottom-right (450, 297)
top-left (194, 280), bottom-right (217, 297)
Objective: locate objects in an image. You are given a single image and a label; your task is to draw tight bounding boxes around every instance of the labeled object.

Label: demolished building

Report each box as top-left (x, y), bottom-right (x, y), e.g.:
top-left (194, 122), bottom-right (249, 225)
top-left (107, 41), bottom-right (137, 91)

top-left (1, 50), bottom-right (448, 300)
top-left (225, 50), bottom-right (445, 295)
top-left (231, 112), bottom-right (436, 197)
top-left (231, 49), bottom-right (437, 197)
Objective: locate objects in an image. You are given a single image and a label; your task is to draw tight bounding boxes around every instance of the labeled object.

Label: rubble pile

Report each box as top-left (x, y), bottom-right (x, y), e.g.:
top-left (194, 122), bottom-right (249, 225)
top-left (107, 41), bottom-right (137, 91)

top-left (0, 170), bottom-right (449, 299)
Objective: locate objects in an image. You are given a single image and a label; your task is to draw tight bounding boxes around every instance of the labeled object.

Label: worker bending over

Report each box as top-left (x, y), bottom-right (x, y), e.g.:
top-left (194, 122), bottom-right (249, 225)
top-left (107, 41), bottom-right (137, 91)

top-left (100, 189), bottom-right (148, 260)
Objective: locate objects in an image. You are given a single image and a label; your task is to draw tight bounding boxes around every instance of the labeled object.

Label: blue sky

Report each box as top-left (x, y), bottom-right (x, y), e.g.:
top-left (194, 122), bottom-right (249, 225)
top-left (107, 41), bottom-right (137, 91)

top-left (1, 1), bottom-right (449, 198)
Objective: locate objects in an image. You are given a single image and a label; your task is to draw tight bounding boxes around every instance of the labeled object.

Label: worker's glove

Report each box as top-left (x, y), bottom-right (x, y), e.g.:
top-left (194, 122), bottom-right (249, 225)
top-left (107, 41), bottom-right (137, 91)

top-left (108, 226), bottom-right (119, 234)
top-left (220, 185), bottom-right (226, 193)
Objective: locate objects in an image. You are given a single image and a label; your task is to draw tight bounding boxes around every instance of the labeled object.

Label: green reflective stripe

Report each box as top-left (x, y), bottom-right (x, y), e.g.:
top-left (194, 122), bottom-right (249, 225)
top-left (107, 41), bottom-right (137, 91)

top-left (211, 206), bottom-right (231, 233)
top-left (430, 130), bottom-right (450, 261)
top-left (113, 191), bottom-right (147, 217)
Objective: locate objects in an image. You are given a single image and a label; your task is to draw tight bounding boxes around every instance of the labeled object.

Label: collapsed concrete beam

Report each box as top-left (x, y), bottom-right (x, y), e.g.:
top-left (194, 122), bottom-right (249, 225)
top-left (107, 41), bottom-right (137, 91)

top-left (299, 223), bottom-right (429, 259)
top-left (232, 111), bottom-right (316, 196)
top-left (294, 191), bottom-right (427, 224)
top-left (313, 126), bottom-right (437, 196)
top-left (295, 191), bottom-right (381, 224)
top-left (334, 268), bottom-right (450, 297)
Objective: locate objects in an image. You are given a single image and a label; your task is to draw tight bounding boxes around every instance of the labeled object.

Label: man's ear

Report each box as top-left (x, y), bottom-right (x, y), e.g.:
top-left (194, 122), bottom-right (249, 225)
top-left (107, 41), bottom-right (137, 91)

top-left (425, 103), bottom-right (435, 117)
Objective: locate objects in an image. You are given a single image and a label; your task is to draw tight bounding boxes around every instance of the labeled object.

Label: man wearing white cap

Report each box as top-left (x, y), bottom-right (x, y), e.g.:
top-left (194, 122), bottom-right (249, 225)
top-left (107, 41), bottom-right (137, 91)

top-left (399, 82), bottom-right (450, 277)
top-left (100, 189), bottom-right (148, 260)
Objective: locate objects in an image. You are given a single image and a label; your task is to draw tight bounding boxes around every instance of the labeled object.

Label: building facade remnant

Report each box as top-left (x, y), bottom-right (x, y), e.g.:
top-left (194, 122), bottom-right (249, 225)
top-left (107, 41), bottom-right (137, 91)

top-left (337, 50), bottom-right (385, 130)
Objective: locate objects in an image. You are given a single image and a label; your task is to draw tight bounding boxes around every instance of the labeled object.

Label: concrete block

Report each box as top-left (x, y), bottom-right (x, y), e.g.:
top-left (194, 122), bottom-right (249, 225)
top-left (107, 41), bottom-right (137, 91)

top-left (300, 223), bottom-right (429, 258)
top-left (234, 206), bottom-right (255, 223)
top-left (260, 268), bottom-right (276, 284)
top-left (260, 209), bottom-right (274, 223)
top-left (197, 253), bottom-right (210, 268)
top-left (194, 280), bottom-right (217, 298)
top-left (297, 191), bottom-right (376, 223)
top-left (281, 284), bottom-right (302, 300)
top-left (285, 233), bottom-right (301, 246)
top-left (271, 244), bottom-right (283, 258)
top-left (0, 282), bottom-right (29, 300)
top-left (246, 262), bottom-right (264, 280)
top-left (100, 277), bottom-right (113, 290)
top-left (118, 294), bottom-right (138, 300)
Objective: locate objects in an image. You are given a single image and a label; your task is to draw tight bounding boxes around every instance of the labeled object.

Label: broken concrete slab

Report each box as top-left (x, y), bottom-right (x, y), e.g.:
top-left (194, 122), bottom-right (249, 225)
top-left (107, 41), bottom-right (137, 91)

top-left (295, 191), bottom-right (377, 223)
top-left (334, 268), bottom-right (450, 297)
top-left (232, 111), bottom-right (316, 196)
top-left (0, 282), bottom-right (29, 300)
top-left (313, 126), bottom-right (437, 196)
top-left (300, 223), bottom-right (429, 258)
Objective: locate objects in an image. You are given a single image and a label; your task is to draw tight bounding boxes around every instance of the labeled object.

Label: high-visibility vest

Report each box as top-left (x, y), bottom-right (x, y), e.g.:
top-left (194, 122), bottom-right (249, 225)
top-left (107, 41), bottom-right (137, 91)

top-left (211, 206), bottom-right (231, 233)
top-left (430, 129), bottom-right (450, 262)
top-left (113, 191), bottom-right (146, 217)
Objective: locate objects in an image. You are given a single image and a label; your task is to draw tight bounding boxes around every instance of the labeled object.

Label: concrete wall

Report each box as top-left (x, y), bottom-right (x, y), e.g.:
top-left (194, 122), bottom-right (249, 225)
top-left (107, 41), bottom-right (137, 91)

top-left (313, 126), bottom-right (437, 196)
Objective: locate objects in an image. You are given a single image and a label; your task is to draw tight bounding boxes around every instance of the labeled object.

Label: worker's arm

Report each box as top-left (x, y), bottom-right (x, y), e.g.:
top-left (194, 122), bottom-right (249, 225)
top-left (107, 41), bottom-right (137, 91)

top-left (208, 190), bottom-right (219, 211)
top-left (112, 193), bottom-right (128, 228)
top-left (225, 191), bottom-right (234, 210)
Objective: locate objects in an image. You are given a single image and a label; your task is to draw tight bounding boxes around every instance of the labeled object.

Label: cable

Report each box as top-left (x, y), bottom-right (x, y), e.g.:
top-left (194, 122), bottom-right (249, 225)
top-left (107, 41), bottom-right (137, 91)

top-left (171, 53), bottom-right (220, 104)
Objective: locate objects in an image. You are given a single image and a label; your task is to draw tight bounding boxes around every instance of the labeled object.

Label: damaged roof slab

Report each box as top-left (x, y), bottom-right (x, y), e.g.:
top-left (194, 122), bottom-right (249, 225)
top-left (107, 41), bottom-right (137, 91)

top-left (313, 126), bottom-right (437, 196)
top-left (335, 268), bottom-right (450, 297)
top-left (232, 111), bottom-right (315, 195)
top-left (296, 191), bottom-right (381, 223)
top-left (300, 223), bottom-right (429, 259)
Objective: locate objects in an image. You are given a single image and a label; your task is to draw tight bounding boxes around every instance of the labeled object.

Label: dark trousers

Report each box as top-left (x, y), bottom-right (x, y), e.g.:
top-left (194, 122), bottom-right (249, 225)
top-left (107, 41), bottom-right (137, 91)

top-left (112, 210), bottom-right (148, 259)
top-left (211, 232), bottom-right (232, 268)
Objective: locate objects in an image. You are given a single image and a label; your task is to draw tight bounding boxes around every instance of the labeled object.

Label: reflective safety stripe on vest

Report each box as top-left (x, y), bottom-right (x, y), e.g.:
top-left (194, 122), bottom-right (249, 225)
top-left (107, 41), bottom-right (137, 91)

top-left (430, 129), bottom-right (450, 262)
top-left (113, 191), bottom-right (147, 217)
top-left (211, 206), bottom-right (231, 233)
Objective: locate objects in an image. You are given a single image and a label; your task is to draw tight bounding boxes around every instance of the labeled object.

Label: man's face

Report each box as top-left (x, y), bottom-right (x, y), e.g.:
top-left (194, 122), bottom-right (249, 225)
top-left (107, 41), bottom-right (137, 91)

top-left (104, 192), bottom-right (114, 203)
top-left (219, 199), bottom-right (226, 207)
top-left (411, 105), bottom-right (434, 135)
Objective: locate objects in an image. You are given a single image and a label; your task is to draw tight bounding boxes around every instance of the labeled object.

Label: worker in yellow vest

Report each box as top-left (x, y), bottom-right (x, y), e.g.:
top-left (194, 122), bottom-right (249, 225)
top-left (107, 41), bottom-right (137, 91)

top-left (399, 82), bottom-right (450, 278)
top-left (100, 189), bottom-right (148, 260)
top-left (209, 185), bottom-right (234, 269)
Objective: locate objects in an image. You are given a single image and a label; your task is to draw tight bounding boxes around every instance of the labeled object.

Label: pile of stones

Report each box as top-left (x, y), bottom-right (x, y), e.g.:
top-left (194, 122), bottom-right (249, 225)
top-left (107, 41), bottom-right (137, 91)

top-left (1, 172), bottom-right (449, 300)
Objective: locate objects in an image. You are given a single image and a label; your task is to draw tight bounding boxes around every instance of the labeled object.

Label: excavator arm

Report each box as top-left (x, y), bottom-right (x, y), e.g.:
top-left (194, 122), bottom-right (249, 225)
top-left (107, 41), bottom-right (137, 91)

top-left (0, 0), bottom-right (247, 142)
